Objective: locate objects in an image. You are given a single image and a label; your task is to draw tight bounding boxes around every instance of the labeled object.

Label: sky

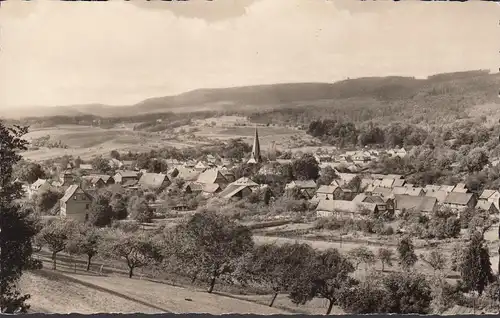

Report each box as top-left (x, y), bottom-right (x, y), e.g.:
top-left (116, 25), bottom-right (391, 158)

top-left (0, 0), bottom-right (498, 109)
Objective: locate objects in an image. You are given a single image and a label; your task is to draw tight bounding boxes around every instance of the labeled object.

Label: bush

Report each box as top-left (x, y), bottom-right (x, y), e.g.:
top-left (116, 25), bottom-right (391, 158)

top-left (111, 220), bottom-right (140, 233)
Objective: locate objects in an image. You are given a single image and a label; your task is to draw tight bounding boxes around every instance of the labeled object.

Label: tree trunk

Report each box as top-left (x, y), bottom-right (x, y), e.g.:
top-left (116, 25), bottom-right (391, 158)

top-left (128, 267), bottom-right (134, 278)
top-left (326, 299), bottom-right (334, 315)
top-left (86, 255), bottom-right (92, 271)
top-left (191, 272), bottom-right (198, 284)
top-left (269, 292), bottom-right (278, 307)
top-left (51, 251), bottom-right (57, 270)
top-left (207, 276), bottom-right (216, 293)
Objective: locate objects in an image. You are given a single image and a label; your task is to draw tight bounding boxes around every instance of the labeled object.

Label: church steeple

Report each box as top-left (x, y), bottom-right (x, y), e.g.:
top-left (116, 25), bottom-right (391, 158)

top-left (247, 126), bottom-right (262, 164)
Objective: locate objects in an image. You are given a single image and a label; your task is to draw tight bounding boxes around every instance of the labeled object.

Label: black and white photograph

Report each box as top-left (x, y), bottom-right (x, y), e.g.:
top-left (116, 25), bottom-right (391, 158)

top-left (0, 0), bottom-right (499, 315)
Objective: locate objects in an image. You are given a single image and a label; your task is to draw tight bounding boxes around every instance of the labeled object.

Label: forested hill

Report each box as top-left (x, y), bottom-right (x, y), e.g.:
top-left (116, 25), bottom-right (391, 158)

top-left (3, 70), bottom-right (499, 126)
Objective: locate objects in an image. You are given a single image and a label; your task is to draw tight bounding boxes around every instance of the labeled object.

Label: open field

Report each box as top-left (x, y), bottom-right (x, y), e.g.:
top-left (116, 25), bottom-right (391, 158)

top-left (20, 125), bottom-right (198, 161)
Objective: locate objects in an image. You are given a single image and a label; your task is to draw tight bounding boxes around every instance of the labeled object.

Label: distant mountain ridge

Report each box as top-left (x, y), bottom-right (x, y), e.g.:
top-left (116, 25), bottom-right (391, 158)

top-left (2, 70), bottom-right (498, 120)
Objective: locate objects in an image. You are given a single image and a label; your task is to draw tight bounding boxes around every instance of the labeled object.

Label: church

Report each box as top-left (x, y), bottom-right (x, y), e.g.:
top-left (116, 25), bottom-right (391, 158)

top-left (247, 126), bottom-right (262, 164)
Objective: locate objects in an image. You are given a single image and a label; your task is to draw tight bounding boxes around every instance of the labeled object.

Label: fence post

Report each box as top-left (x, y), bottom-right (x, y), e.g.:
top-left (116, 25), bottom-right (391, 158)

top-left (99, 264), bottom-right (104, 276)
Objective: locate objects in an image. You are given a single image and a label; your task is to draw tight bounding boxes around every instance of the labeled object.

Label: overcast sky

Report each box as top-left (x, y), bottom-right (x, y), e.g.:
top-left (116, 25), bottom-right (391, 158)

top-left (0, 0), bottom-right (498, 109)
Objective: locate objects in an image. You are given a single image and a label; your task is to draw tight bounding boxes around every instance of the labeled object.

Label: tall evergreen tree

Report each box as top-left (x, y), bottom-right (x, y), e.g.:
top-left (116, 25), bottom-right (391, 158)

top-left (0, 124), bottom-right (41, 313)
top-left (460, 231), bottom-right (494, 295)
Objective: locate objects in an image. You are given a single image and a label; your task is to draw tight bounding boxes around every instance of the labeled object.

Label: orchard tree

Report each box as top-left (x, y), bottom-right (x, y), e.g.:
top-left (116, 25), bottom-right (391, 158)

top-left (289, 248), bottom-right (356, 315)
top-left (291, 153), bottom-right (319, 181)
top-left (248, 243), bottom-right (316, 307)
top-left (180, 211), bottom-right (254, 293)
top-left (92, 156), bottom-right (113, 174)
top-left (0, 124), bottom-right (44, 313)
top-left (397, 236), bottom-right (418, 270)
top-left (128, 196), bottom-right (153, 223)
top-left (377, 248), bottom-right (394, 272)
top-left (420, 249), bottom-right (447, 275)
top-left (13, 161), bottom-right (46, 184)
top-left (380, 272), bottom-right (432, 314)
top-left (34, 187), bottom-right (64, 214)
top-left (110, 150), bottom-right (121, 160)
top-left (347, 246), bottom-right (376, 271)
top-left (459, 231), bottom-right (494, 295)
top-left (100, 230), bottom-right (162, 278)
top-left (37, 218), bottom-right (78, 270)
top-left (110, 193), bottom-right (128, 220)
top-left (66, 225), bottom-right (101, 271)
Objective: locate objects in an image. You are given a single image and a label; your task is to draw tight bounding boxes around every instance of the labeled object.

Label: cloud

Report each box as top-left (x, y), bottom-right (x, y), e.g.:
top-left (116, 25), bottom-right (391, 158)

top-left (0, 0), bottom-right (497, 108)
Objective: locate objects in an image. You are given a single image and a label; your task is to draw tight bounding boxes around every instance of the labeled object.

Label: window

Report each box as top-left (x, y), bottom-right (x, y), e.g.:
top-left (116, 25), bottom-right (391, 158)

top-left (73, 196), bottom-right (77, 200)
top-left (85, 213), bottom-right (89, 222)
top-left (85, 204), bottom-right (89, 209)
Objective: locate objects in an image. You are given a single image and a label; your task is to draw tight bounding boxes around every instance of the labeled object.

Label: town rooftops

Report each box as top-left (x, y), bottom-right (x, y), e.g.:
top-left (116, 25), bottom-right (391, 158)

top-left (60, 185), bottom-right (91, 203)
top-left (425, 190), bottom-right (448, 203)
top-left (444, 192), bottom-right (474, 205)
top-left (233, 177), bottom-right (259, 187)
top-left (394, 194), bottom-right (437, 213)
top-left (138, 173), bottom-right (169, 189)
top-left (479, 189), bottom-right (500, 200)
top-left (219, 184), bottom-right (249, 199)
top-left (316, 199), bottom-right (377, 214)
top-left (316, 185), bottom-right (340, 194)
top-left (115, 170), bottom-right (139, 178)
top-left (196, 168), bottom-right (227, 184)
top-left (286, 180), bottom-right (317, 189)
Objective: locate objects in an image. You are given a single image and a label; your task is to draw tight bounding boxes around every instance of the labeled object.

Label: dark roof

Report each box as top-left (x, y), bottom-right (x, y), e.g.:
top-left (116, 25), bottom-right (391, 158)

top-left (444, 192), bottom-right (474, 205)
top-left (394, 194), bottom-right (437, 213)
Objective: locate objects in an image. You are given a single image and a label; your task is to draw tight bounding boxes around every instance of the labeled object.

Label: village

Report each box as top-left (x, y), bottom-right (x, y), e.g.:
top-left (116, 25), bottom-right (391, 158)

top-left (21, 128), bottom-right (498, 223)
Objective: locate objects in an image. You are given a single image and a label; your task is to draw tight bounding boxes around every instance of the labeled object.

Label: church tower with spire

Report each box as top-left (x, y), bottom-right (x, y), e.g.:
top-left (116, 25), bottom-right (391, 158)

top-left (247, 126), bottom-right (262, 164)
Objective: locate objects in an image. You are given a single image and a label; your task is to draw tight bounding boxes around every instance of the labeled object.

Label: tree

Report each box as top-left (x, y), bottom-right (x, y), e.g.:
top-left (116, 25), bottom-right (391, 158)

top-left (74, 156), bottom-right (83, 168)
top-left (380, 272), bottom-right (432, 314)
top-left (461, 147), bottom-right (489, 173)
top-left (289, 248), bottom-right (356, 315)
top-left (34, 187), bottom-right (63, 214)
top-left (0, 124), bottom-right (44, 313)
top-left (37, 218), bottom-right (78, 270)
top-left (420, 249), bottom-right (447, 275)
top-left (180, 211), bottom-right (254, 293)
top-left (91, 156), bottom-right (112, 174)
top-left (13, 161), bottom-right (46, 184)
top-left (110, 150), bottom-right (121, 160)
top-left (110, 193), bottom-right (128, 220)
top-left (88, 194), bottom-right (114, 227)
top-left (317, 166), bottom-right (338, 186)
top-left (378, 248), bottom-right (394, 272)
top-left (66, 225), bottom-right (101, 271)
top-left (100, 231), bottom-right (161, 278)
top-left (459, 231), bottom-right (494, 295)
top-left (291, 153), bottom-right (319, 181)
top-left (128, 196), bottom-right (153, 223)
top-left (397, 236), bottom-right (417, 270)
top-left (347, 246), bottom-right (375, 271)
top-left (248, 243), bottom-right (316, 307)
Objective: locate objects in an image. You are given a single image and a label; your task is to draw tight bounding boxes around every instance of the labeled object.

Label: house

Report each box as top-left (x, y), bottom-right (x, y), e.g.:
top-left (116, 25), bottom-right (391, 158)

top-left (79, 164), bottom-right (93, 172)
top-left (138, 173), bottom-right (170, 191)
top-left (392, 179), bottom-right (406, 187)
top-left (394, 194), bottom-right (437, 216)
top-left (194, 161), bottom-right (209, 171)
top-left (175, 167), bottom-right (201, 182)
top-left (183, 182), bottom-right (204, 194)
top-left (315, 199), bottom-right (378, 219)
top-left (425, 185), bottom-right (441, 193)
top-left (405, 187), bottom-right (425, 197)
top-left (476, 200), bottom-right (500, 214)
top-left (122, 160), bottom-right (136, 170)
top-left (60, 185), bottom-right (93, 222)
top-left (59, 170), bottom-right (74, 187)
top-left (82, 175), bottom-right (106, 189)
top-left (452, 183), bottom-right (468, 193)
top-left (380, 178), bottom-right (395, 188)
top-left (478, 189), bottom-right (500, 211)
top-left (439, 185), bottom-right (455, 193)
top-left (443, 192), bottom-right (477, 211)
top-left (196, 168), bottom-right (229, 186)
top-left (371, 186), bottom-right (393, 198)
top-left (425, 190), bottom-right (448, 203)
top-left (336, 173), bottom-right (358, 186)
top-left (285, 180), bottom-right (317, 199)
top-left (219, 184), bottom-right (253, 200)
top-left (313, 185), bottom-right (343, 201)
top-left (353, 193), bottom-right (392, 215)
top-left (113, 170), bottom-right (140, 184)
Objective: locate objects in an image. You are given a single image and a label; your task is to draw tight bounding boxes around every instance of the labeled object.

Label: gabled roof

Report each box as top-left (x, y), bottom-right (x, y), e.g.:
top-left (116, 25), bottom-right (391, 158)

top-left (176, 167), bottom-right (201, 181)
top-left (386, 174), bottom-right (404, 180)
top-left (219, 184), bottom-right (249, 199)
top-left (394, 194), bottom-right (437, 213)
top-left (316, 199), bottom-right (377, 214)
top-left (392, 186), bottom-right (409, 195)
top-left (316, 185), bottom-right (340, 194)
top-left (286, 180), bottom-right (317, 189)
top-left (425, 190), bottom-right (448, 203)
top-left (406, 187), bottom-right (424, 196)
top-left (202, 183), bottom-right (221, 194)
top-left (444, 192), bottom-right (474, 205)
top-left (425, 185), bottom-right (441, 192)
top-left (122, 179), bottom-right (139, 187)
top-left (392, 179), bottom-right (406, 187)
top-left (31, 178), bottom-right (47, 189)
top-left (233, 177), bottom-right (259, 187)
top-left (452, 183), bottom-right (468, 193)
top-left (372, 187), bottom-right (393, 197)
top-left (79, 164), bottom-right (93, 170)
top-left (139, 173), bottom-right (169, 189)
top-left (115, 170), bottom-right (139, 178)
top-left (352, 193), bottom-right (367, 202)
top-left (60, 185), bottom-right (92, 203)
top-left (476, 200), bottom-right (497, 211)
top-left (380, 178), bottom-right (395, 188)
top-left (196, 168), bottom-right (227, 184)
top-left (439, 185), bottom-right (455, 193)
top-left (183, 182), bottom-right (204, 192)
top-left (337, 173), bottom-right (358, 183)
top-left (479, 189), bottom-right (500, 200)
